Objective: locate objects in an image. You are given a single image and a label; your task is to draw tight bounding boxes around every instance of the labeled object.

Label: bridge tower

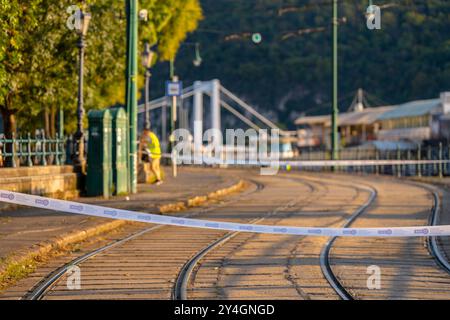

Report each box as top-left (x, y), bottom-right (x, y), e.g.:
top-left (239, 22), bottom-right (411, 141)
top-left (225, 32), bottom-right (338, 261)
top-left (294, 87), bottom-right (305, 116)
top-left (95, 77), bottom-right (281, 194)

top-left (193, 79), bottom-right (221, 153)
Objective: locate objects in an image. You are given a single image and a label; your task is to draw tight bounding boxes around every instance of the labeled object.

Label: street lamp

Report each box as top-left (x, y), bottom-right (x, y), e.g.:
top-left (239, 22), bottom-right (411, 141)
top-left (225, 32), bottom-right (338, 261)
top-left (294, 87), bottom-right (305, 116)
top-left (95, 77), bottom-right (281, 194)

top-left (193, 42), bottom-right (202, 67)
top-left (366, 0), bottom-right (376, 20)
top-left (141, 42), bottom-right (154, 130)
top-left (172, 42), bottom-right (203, 68)
top-left (74, 9), bottom-right (91, 173)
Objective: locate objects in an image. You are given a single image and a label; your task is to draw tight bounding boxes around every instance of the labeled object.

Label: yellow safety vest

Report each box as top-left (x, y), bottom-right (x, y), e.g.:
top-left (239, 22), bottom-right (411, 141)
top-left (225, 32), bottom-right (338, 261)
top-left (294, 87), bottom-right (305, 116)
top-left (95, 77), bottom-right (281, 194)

top-left (144, 131), bottom-right (161, 159)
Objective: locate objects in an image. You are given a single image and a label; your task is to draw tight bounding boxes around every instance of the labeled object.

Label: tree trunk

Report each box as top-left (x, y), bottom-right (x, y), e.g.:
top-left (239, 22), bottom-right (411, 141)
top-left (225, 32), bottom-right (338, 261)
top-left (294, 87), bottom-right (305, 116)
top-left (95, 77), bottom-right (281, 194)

top-left (1, 109), bottom-right (17, 138)
top-left (50, 106), bottom-right (56, 138)
top-left (44, 107), bottom-right (50, 137)
top-left (1, 108), bottom-right (18, 167)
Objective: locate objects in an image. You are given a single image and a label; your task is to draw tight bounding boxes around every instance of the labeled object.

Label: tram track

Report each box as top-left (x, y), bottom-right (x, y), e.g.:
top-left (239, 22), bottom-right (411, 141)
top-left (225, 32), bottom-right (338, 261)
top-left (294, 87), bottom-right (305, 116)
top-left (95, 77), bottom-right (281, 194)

top-left (324, 176), bottom-right (450, 300)
top-left (413, 182), bottom-right (450, 275)
top-left (221, 177), bottom-right (372, 300)
top-left (319, 183), bottom-right (377, 300)
top-left (173, 176), bottom-right (375, 300)
top-left (25, 175), bottom-right (320, 300)
top-left (24, 177), bottom-right (265, 300)
top-left (8, 171), bottom-right (450, 300)
top-left (173, 174), bottom-right (450, 300)
top-left (172, 178), bottom-right (319, 300)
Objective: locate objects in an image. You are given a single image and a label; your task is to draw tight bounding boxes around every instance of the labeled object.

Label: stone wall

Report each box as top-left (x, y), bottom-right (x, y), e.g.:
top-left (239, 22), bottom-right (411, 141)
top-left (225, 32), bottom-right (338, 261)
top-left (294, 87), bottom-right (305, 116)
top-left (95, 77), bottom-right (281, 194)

top-left (0, 165), bottom-right (79, 199)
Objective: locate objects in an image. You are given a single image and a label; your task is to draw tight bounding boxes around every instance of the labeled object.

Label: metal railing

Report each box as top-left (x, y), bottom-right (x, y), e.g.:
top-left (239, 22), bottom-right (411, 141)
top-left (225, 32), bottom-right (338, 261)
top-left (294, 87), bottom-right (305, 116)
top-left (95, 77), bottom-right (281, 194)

top-left (296, 143), bottom-right (450, 177)
top-left (0, 133), bottom-right (66, 168)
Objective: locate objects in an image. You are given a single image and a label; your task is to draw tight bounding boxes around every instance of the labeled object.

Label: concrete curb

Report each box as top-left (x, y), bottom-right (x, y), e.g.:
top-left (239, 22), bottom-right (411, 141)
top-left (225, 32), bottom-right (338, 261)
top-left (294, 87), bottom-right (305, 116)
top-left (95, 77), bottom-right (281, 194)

top-left (159, 180), bottom-right (246, 213)
top-left (0, 179), bottom-right (246, 289)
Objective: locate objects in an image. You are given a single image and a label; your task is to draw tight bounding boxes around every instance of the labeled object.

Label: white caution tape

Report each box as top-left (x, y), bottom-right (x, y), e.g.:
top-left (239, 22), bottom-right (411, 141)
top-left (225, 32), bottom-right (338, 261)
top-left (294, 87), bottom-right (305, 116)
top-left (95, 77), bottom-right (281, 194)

top-left (1, 190), bottom-right (449, 237)
top-left (162, 154), bottom-right (450, 167)
top-left (275, 159), bottom-right (449, 167)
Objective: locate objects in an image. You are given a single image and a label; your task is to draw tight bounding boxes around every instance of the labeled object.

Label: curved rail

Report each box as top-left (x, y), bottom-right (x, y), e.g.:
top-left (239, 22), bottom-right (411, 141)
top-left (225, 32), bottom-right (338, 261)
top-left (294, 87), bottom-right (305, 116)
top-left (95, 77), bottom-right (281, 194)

top-left (172, 178), bottom-right (377, 300)
top-left (320, 180), bottom-right (450, 300)
top-left (319, 184), bottom-right (377, 300)
top-left (25, 225), bottom-right (162, 300)
top-left (25, 178), bottom-right (264, 300)
top-left (415, 182), bottom-right (450, 274)
top-left (172, 177), bottom-right (318, 300)
top-left (172, 207), bottom-right (279, 300)
top-left (173, 229), bottom-right (240, 300)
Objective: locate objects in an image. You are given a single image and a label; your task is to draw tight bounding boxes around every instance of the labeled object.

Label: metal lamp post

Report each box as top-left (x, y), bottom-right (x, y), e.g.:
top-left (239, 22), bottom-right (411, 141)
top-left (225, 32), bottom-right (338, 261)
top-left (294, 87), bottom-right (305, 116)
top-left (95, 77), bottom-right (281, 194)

top-left (331, 0), bottom-right (339, 161)
top-left (126, 0), bottom-right (138, 194)
top-left (74, 10), bottom-right (91, 173)
top-left (141, 43), bottom-right (154, 130)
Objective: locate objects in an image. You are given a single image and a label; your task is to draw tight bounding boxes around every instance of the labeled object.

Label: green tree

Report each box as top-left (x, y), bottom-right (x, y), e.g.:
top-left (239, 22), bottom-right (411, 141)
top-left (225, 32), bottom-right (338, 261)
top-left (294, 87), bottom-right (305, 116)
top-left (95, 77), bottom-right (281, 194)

top-left (0, 0), bottom-right (202, 137)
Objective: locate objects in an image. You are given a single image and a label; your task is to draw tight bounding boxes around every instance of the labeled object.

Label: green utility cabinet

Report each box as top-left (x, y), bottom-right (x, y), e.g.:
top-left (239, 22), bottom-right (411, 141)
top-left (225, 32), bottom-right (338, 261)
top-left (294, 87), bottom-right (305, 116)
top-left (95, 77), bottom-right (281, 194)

top-left (110, 108), bottom-right (129, 195)
top-left (87, 109), bottom-right (112, 198)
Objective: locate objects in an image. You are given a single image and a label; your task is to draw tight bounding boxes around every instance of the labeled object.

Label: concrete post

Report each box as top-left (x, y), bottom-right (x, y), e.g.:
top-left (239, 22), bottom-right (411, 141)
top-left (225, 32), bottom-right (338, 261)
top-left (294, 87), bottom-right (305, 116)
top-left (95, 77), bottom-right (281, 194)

top-left (171, 76), bottom-right (178, 178)
top-left (161, 104), bottom-right (167, 153)
top-left (193, 81), bottom-right (203, 158)
top-left (211, 79), bottom-right (221, 134)
top-left (417, 144), bottom-right (422, 177)
top-left (210, 79), bottom-right (222, 162)
top-left (439, 142), bottom-right (443, 178)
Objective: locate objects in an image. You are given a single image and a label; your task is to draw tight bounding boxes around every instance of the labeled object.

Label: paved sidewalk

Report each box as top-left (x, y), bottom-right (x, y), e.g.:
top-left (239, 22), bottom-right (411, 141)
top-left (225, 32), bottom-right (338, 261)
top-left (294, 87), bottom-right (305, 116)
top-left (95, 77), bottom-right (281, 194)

top-left (0, 167), bottom-right (241, 270)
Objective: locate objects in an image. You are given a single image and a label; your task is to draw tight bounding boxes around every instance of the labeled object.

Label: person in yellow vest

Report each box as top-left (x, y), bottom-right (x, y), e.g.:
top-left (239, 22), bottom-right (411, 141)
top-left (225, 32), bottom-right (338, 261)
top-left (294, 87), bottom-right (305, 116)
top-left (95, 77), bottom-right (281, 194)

top-left (139, 127), bottom-right (163, 185)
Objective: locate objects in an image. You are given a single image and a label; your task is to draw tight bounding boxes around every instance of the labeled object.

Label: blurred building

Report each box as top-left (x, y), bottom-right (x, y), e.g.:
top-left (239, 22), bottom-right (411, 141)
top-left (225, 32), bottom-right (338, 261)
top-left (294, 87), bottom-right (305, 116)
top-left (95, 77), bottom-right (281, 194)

top-left (295, 115), bottom-right (330, 149)
top-left (440, 114), bottom-right (450, 141)
top-left (294, 91), bottom-right (450, 150)
top-left (377, 99), bottom-right (442, 142)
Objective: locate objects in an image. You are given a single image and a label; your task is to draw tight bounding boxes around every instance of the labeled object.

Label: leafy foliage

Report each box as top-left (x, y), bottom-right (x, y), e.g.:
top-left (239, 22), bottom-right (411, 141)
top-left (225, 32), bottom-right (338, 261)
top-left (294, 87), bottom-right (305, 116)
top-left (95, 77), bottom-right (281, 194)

top-left (0, 0), bottom-right (202, 135)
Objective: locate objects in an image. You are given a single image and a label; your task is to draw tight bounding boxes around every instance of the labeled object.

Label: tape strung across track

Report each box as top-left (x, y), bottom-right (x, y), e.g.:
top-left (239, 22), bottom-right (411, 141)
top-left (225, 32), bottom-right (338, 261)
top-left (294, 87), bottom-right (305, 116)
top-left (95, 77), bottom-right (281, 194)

top-left (2, 190), bottom-right (450, 238)
top-left (162, 153), bottom-right (450, 167)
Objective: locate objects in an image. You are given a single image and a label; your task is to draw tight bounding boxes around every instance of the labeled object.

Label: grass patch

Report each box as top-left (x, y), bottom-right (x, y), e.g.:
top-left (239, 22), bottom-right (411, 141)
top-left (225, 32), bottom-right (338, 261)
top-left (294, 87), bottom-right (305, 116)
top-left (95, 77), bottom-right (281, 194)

top-left (0, 225), bottom-right (128, 293)
top-left (0, 254), bottom-right (42, 291)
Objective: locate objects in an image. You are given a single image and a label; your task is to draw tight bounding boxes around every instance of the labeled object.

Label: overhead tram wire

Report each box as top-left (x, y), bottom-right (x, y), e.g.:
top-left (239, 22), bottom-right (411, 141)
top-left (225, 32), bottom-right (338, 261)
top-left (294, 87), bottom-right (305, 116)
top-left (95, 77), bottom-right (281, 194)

top-left (276, 0), bottom-right (430, 14)
top-left (298, 91), bottom-right (356, 116)
top-left (196, 0), bottom-right (433, 44)
top-left (193, 1), bottom-right (349, 43)
top-left (365, 92), bottom-right (391, 107)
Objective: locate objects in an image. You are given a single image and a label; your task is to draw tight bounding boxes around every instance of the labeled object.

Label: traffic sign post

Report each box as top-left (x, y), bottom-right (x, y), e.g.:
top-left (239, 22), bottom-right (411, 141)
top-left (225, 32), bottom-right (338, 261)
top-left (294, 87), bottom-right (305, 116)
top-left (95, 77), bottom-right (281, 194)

top-left (166, 78), bottom-right (183, 178)
top-left (166, 80), bottom-right (183, 98)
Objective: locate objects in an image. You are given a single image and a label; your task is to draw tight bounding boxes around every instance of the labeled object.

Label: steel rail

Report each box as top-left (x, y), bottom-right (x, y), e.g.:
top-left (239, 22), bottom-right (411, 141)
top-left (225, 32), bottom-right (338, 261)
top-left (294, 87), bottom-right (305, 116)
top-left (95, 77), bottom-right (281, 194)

top-left (25, 225), bottom-right (162, 300)
top-left (320, 179), bottom-right (450, 300)
top-left (172, 177), bottom-right (333, 300)
top-left (411, 182), bottom-right (450, 274)
top-left (24, 178), bottom-right (264, 300)
top-left (319, 183), bottom-right (377, 300)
